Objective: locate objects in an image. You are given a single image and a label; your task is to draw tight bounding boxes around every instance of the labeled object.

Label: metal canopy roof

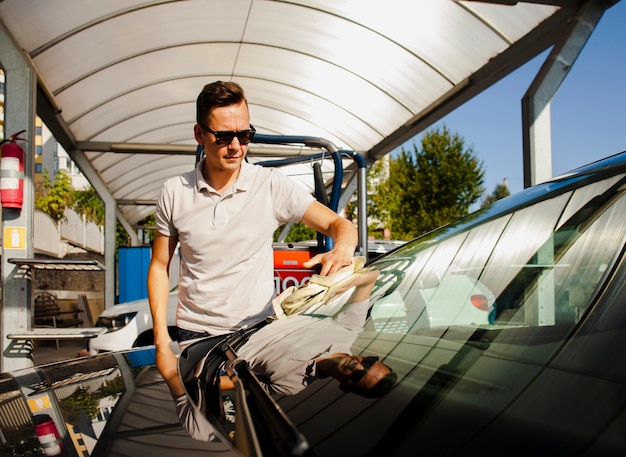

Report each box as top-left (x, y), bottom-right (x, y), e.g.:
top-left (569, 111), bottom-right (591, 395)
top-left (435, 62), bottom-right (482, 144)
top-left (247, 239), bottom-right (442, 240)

top-left (0, 0), bottom-right (611, 227)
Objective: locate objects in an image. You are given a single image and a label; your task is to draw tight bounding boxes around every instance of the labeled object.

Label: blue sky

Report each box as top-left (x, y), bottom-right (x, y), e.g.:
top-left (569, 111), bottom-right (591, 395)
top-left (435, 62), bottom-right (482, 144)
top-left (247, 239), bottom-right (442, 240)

top-left (396, 1), bottom-right (626, 199)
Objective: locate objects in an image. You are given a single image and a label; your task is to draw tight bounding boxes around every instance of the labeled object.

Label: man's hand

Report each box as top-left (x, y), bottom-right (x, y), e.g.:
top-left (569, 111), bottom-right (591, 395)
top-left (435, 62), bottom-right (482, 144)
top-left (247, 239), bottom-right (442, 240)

top-left (303, 243), bottom-right (355, 276)
top-left (300, 201), bottom-right (358, 276)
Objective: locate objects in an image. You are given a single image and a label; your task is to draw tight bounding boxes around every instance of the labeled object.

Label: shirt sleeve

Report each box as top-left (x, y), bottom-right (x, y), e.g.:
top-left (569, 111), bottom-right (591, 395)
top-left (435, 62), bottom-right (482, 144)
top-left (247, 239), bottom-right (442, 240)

top-left (269, 168), bottom-right (315, 223)
top-left (155, 180), bottom-right (178, 237)
top-left (174, 395), bottom-right (216, 441)
top-left (332, 299), bottom-right (370, 331)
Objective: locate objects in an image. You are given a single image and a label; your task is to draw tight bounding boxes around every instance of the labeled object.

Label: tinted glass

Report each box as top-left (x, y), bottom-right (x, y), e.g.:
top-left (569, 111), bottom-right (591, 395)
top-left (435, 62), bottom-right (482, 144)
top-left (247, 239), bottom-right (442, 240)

top-left (366, 174), bottom-right (625, 334)
top-left (277, 171), bottom-right (626, 456)
top-left (0, 374), bottom-right (42, 455)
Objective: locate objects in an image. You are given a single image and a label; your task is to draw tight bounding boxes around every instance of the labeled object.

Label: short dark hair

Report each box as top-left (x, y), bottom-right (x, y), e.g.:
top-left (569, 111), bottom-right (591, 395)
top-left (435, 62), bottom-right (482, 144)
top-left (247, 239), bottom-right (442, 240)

top-left (352, 370), bottom-right (398, 399)
top-left (196, 81), bottom-right (247, 124)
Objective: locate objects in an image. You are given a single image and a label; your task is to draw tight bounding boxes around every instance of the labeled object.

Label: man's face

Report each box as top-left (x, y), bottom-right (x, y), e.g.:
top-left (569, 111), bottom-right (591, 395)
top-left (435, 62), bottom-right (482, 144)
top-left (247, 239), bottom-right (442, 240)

top-left (336, 355), bottom-right (390, 392)
top-left (194, 100), bottom-right (251, 174)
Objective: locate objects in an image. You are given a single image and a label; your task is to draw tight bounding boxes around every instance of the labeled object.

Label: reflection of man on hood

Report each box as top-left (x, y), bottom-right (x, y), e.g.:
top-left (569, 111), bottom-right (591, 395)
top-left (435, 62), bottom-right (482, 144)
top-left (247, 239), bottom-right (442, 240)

top-left (236, 268), bottom-right (395, 396)
top-left (165, 263), bottom-right (396, 441)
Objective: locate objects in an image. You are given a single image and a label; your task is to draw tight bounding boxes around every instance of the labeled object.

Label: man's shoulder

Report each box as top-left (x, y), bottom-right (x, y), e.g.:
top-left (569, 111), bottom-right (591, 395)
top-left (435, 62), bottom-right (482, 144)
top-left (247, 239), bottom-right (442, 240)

top-left (241, 161), bottom-right (289, 186)
top-left (243, 161), bottom-right (272, 175)
top-left (163, 167), bottom-right (196, 189)
top-left (244, 161), bottom-right (300, 183)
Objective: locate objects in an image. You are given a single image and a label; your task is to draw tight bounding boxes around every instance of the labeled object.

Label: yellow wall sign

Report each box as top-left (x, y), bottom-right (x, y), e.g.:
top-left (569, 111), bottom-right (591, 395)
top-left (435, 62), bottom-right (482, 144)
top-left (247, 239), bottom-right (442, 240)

top-left (28, 395), bottom-right (52, 412)
top-left (3, 227), bottom-right (26, 249)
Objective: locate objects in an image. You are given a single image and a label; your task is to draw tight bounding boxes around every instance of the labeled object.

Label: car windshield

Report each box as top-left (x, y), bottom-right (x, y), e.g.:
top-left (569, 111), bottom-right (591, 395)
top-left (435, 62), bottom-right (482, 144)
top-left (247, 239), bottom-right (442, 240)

top-left (262, 168), bottom-right (626, 456)
top-left (365, 173), bottom-right (626, 335)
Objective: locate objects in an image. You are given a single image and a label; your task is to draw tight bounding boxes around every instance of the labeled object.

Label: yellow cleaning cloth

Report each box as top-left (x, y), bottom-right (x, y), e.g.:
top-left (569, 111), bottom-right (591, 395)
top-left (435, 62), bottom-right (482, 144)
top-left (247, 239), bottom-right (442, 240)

top-left (272, 256), bottom-right (367, 318)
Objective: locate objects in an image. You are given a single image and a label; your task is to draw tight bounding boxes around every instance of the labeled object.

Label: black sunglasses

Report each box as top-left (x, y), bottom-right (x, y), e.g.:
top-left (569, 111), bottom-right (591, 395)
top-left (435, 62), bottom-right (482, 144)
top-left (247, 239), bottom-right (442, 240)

top-left (349, 356), bottom-right (379, 385)
top-left (199, 124), bottom-right (256, 146)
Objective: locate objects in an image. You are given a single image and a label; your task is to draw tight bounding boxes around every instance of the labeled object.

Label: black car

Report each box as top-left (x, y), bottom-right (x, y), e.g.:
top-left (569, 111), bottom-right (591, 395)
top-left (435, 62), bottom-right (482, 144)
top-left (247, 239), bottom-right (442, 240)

top-left (2, 150), bottom-right (626, 456)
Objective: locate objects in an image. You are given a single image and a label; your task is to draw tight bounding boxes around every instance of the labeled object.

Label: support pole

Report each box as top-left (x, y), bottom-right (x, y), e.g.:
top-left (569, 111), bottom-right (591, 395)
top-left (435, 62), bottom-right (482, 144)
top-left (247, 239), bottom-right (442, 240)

top-left (522, 0), bottom-right (609, 187)
top-left (0, 20), bottom-right (36, 371)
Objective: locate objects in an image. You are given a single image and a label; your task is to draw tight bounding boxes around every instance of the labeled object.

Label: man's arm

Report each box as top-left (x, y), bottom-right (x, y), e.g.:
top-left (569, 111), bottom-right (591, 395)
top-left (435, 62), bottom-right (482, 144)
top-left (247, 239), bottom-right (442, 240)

top-left (300, 200), bottom-right (358, 276)
top-left (148, 232), bottom-right (178, 344)
top-left (148, 232), bottom-right (179, 380)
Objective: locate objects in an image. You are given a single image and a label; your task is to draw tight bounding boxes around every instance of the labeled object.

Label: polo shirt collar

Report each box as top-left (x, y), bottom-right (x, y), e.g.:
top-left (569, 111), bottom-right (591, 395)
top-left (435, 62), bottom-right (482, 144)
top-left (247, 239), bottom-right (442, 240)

top-left (195, 158), bottom-right (253, 193)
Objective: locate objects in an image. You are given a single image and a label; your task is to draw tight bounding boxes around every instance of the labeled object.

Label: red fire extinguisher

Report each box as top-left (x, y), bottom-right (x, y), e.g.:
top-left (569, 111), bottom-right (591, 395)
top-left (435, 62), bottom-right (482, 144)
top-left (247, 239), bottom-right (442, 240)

top-left (33, 414), bottom-right (65, 456)
top-left (0, 129), bottom-right (26, 209)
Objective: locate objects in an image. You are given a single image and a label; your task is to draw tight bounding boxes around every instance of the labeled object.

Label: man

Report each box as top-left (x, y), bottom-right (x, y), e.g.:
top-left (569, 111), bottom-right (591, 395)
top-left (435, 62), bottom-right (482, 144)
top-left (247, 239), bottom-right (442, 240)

top-left (148, 81), bottom-right (358, 398)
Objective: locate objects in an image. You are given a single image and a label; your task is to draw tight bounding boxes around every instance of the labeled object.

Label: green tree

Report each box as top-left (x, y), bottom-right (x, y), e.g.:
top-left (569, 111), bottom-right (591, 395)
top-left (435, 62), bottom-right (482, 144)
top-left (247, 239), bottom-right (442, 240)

top-left (37, 170), bottom-right (153, 248)
top-left (274, 222), bottom-right (317, 243)
top-left (136, 213), bottom-right (157, 245)
top-left (73, 186), bottom-right (105, 225)
top-left (481, 179), bottom-right (511, 207)
top-left (60, 386), bottom-right (99, 419)
top-left (0, 424), bottom-right (42, 457)
top-left (35, 169), bottom-right (74, 224)
top-left (372, 125), bottom-right (485, 240)
top-left (96, 375), bottom-right (124, 399)
top-left (72, 186), bottom-right (161, 248)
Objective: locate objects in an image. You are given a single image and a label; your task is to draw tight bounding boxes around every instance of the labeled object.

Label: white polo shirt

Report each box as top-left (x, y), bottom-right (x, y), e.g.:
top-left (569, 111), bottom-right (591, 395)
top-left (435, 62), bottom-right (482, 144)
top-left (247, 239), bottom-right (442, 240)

top-left (156, 159), bottom-right (315, 335)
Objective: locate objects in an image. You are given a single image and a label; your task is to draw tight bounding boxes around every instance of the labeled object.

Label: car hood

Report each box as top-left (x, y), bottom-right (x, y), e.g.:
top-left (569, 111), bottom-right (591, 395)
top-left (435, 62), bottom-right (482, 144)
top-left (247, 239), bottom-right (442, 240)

top-left (98, 293), bottom-right (177, 317)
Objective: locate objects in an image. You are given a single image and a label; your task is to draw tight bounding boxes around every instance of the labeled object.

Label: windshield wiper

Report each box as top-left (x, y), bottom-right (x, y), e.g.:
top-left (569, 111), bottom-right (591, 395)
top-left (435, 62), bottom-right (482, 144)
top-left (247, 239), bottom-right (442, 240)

top-left (221, 340), bottom-right (311, 457)
top-left (179, 322), bottom-right (312, 456)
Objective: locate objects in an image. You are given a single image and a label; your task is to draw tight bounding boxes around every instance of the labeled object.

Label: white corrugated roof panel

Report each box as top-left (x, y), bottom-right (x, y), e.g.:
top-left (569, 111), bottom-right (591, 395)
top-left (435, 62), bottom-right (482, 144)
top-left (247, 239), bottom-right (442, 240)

top-left (0, 0), bottom-right (592, 225)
